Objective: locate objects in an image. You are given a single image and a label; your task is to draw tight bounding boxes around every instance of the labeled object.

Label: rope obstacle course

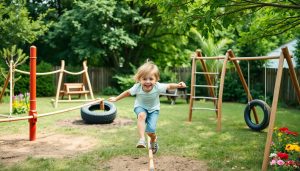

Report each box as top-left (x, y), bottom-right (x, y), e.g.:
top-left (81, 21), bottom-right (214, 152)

top-left (0, 46), bottom-right (105, 140)
top-left (0, 46), bottom-right (156, 170)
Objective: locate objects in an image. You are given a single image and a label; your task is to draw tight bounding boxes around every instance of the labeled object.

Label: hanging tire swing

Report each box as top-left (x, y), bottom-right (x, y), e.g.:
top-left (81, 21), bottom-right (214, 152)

top-left (244, 99), bottom-right (270, 131)
top-left (81, 101), bottom-right (117, 124)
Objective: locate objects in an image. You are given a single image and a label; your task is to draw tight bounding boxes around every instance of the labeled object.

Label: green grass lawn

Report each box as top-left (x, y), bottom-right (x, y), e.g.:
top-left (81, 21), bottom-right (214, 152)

top-left (0, 96), bottom-right (299, 171)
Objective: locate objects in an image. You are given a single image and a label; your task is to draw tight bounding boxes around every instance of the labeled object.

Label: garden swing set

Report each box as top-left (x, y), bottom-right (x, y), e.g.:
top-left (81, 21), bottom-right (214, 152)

top-left (188, 47), bottom-right (300, 171)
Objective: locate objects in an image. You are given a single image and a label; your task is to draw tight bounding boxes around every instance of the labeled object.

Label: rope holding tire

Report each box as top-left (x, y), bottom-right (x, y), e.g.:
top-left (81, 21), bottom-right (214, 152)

top-left (244, 99), bottom-right (270, 131)
top-left (81, 101), bottom-right (117, 124)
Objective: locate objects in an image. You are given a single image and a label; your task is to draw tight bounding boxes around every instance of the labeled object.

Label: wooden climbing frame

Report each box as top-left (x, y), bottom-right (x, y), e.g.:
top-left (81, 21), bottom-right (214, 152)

top-left (188, 47), bottom-right (300, 171)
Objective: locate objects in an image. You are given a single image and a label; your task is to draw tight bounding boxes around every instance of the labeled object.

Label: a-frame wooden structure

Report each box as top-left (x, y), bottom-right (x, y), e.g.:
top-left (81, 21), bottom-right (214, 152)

top-left (53, 60), bottom-right (94, 108)
top-left (188, 47), bottom-right (300, 170)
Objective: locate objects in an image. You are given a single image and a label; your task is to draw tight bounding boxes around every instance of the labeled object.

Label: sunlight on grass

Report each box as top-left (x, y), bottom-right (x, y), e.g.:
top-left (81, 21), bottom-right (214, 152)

top-left (0, 96), bottom-right (299, 170)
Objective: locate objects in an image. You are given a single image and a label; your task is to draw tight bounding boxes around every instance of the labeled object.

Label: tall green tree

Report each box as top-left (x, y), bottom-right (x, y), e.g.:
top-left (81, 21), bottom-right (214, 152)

top-left (147, 0), bottom-right (300, 40)
top-left (0, 1), bottom-right (48, 50)
top-left (44, 0), bottom-right (150, 67)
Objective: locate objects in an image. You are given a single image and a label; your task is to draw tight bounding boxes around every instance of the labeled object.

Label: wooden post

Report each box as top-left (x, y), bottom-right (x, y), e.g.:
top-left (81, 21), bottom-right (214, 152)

top-left (261, 51), bottom-right (285, 171)
top-left (100, 99), bottom-right (105, 110)
top-left (29, 46), bottom-right (37, 141)
top-left (83, 61), bottom-right (94, 99)
top-left (216, 52), bottom-right (229, 132)
top-left (282, 47), bottom-right (300, 103)
top-left (9, 61), bottom-right (13, 116)
top-left (54, 60), bottom-right (65, 108)
top-left (147, 136), bottom-right (155, 171)
top-left (0, 72), bottom-right (10, 103)
top-left (188, 50), bottom-right (197, 121)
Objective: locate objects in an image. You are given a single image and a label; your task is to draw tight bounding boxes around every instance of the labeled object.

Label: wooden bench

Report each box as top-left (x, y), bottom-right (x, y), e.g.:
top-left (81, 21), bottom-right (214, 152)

top-left (60, 83), bottom-right (90, 100)
top-left (160, 87), bottom-right (187, 105)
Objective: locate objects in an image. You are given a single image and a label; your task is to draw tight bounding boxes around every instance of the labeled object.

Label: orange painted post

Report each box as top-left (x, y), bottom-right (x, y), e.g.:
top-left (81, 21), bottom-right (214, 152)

top-left (29, 46), bottom-right (37, 141)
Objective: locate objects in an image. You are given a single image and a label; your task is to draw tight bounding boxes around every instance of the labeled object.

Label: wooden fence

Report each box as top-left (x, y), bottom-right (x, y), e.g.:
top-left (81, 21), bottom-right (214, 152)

top-left (265, 68), bottom-right (300, 104)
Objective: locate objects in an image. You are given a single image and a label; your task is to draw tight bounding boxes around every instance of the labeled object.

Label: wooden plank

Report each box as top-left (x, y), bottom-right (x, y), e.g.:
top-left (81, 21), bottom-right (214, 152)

top-left (147, 136), bottom-right (155, 171)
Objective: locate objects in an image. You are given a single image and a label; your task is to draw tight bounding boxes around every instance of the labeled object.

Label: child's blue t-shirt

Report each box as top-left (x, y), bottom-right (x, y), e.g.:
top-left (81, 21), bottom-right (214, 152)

top-left (129, 82), bottom-right (168, 112)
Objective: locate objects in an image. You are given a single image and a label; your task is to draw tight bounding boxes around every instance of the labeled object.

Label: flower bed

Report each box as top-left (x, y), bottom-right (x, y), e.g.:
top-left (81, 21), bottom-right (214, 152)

top-left (12, 93), bottom-right (29, 114)
top-left (270, 127), bottom-right (300, 170)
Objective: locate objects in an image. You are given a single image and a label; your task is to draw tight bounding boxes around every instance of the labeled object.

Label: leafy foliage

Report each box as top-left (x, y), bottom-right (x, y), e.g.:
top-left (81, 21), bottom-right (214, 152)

top-left (0, 1), bottom-right (48, 49)
top-left (15, 61), bottom-right (55, 97)
top-left (45, 0), bottom-right (148, 67)
top-left (0, 45), bottom-right (29, 96)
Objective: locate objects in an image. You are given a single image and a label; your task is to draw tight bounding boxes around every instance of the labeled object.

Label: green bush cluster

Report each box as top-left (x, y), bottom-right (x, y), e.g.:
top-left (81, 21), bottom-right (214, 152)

top-left (101, 86), bottom-right (119, 95)
top-left (14, 61), bottom-right (55, 97)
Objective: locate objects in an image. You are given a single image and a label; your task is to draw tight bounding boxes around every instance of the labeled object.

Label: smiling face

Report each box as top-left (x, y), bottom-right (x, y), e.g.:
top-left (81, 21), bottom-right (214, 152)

top-left (140, 74), bottom-right (157, 92)
top-left (134, 62), bottom-right (160, 92)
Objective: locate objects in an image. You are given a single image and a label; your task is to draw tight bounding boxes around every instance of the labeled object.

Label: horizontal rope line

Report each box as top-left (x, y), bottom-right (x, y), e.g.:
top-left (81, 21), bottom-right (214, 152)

top-left (0, 98), bottom-right (103, 122)
top-left (15, 69), bottom-right (61, 75)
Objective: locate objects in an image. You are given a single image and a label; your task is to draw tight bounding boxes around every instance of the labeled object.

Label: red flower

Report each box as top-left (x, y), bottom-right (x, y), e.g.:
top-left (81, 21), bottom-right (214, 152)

top-left (277, 152), bottom-right (289, 159)
top-left (286, 130), bottom-right (298, 136)
top-left (279, 127), bottom-right (289, 133)
top-left (285, 160), bottom-right (295, 166)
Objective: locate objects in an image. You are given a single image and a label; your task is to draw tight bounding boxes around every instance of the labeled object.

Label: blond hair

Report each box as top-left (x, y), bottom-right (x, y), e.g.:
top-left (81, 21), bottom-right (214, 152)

top-left (134, 61), bottom-right (160, 82)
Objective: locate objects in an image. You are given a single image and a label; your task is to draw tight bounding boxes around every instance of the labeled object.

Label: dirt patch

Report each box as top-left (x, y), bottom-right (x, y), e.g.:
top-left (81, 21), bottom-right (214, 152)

top-left (0, 118), bottom-right (208, 170)
top-left (101, 155), bottom-right (208, 171)
top-left (0, 117), bottom-right (134, 165)
top-left (57, 116), bottom-right (134, 128)
top-left (0, 133), bottom-right (97, 165)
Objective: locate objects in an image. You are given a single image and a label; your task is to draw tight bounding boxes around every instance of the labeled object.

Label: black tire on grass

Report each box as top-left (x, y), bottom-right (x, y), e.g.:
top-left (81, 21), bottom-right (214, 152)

top-left (244, 99), bottom-right (270, 131)
top-left (81, 101), bottom-right (117, 124)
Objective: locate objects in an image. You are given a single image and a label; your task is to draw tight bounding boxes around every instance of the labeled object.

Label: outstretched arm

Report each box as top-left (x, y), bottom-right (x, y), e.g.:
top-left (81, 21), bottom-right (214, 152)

top-left (108, 90), bottom-right (131, 102)
top-left (167, 81), bottom-right (186, 90)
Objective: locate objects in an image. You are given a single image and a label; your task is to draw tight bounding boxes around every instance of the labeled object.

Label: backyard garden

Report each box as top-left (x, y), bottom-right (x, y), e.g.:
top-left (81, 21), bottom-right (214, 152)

top-left (0, 95), bottom-right (299, 171)
top-left (1, 0), bottom-right (300, 171)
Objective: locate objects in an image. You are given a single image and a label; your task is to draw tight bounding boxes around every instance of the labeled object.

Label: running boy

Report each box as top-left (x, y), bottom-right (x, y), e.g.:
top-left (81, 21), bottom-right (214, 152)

top-left (108, 61), bottom-right (186, 154)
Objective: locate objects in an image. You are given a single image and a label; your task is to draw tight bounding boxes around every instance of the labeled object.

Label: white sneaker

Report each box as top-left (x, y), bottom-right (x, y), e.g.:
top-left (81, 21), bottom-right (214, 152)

top-left (136, 139), bottom-right (146, 148)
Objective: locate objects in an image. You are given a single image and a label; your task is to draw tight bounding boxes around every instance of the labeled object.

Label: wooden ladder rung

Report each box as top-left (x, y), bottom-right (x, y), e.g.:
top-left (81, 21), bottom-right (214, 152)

top-left (192, 96), bottom-right (218, 100)
top-left (193, 85), bottom-right (218, 88)
top-left (195, 72), bottom-right (219, 75)
top-left (192, 107), bottom-right (218, 111)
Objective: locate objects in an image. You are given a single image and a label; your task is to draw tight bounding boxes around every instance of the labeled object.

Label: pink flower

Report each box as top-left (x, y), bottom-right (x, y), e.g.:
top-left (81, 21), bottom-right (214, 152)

top-left (277, 160), bottom-right (285, 166)
top-left (270, 159), bottom-right (276, 165)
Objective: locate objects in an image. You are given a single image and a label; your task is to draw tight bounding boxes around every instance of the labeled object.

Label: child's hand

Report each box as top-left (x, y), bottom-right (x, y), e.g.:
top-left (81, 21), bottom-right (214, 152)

top-left (108, 97), bottom-right (117, 102)
top-left (178, 82), bottom-right (186, 88)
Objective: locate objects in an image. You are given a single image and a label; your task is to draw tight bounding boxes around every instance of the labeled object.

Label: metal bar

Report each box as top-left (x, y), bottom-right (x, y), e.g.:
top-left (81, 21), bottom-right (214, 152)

top-left (195, 72), bottom-right (219, 75)
top-left (191, 56), bottom-right (225, 60)
top-left (229, 56), bottom-right (280, 61)
top-left (192, 107), bottom-right (218, 111)
top-left (193, 84), bottom-right (218, 88)
top-left (192, 96), bottom-right (218, 100)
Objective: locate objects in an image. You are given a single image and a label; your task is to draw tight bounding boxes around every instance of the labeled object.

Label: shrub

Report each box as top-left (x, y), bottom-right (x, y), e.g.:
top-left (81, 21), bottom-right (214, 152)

top-left (14, 61), bottom-right (55, 97)
top-left (102, 86), bottom-right (119, 95)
